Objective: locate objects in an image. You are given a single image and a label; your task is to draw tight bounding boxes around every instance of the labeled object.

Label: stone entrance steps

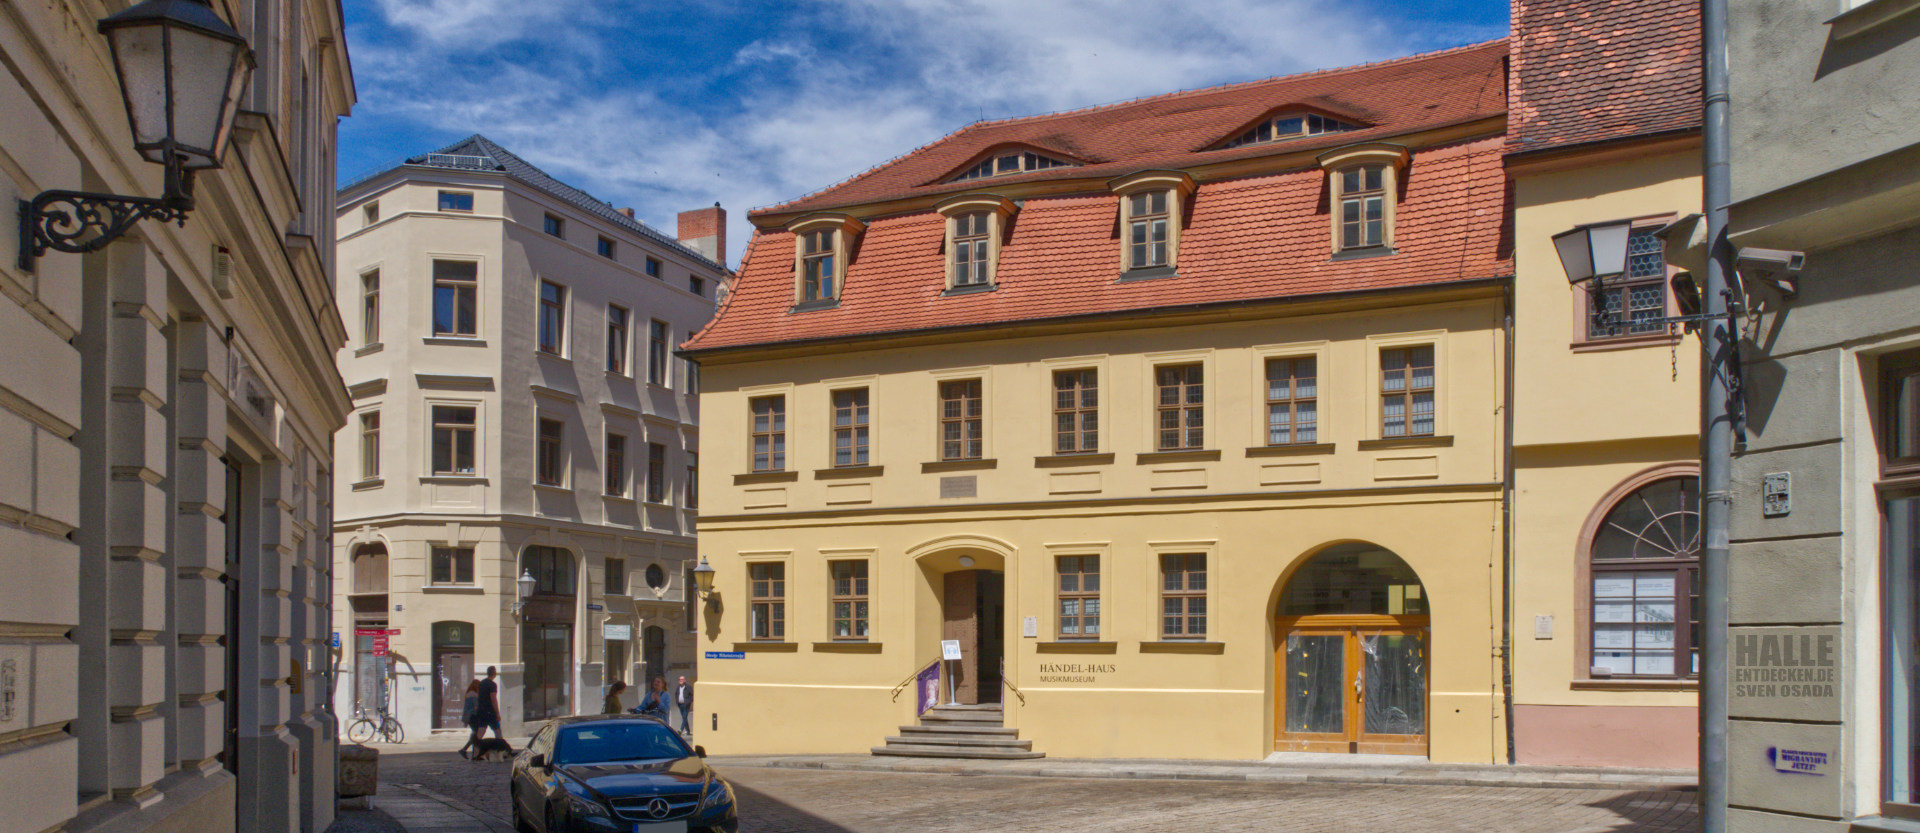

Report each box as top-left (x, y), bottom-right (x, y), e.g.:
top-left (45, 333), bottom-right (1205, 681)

top-left (872, 704), bottom-right (1044, 760)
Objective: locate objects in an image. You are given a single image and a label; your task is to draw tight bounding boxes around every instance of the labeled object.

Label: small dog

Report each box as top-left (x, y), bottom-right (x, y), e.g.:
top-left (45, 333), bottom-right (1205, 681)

top-left (469, 737), bottom-right (514, 762)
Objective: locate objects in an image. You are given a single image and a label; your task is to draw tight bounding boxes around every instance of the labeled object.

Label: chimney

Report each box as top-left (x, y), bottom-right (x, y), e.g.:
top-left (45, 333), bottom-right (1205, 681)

top-left (676, 202), bottom-right (727, 268)
top-left (618, 207), bottom-right (636, 219)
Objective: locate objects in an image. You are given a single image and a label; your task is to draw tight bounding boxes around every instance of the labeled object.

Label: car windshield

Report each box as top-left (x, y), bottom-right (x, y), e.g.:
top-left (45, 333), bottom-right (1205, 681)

top-left (551, 721), bottom-right (691, 767)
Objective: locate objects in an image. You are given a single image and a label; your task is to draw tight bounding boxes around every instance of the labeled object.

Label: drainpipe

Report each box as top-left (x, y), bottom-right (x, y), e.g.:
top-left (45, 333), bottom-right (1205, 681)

top-left (1500, 280), bottom-right (1518, 765)
top-left (1699, 0), bottom-right (1734, 824)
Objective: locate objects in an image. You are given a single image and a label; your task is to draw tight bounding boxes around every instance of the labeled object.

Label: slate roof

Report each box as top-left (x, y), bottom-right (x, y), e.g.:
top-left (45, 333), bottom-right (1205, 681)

top-left (360, 134), bottom-right (726, 273)
top-left (754, 40), bottom-right (1509, 217)
top-left (1507, 0), bottom-right (1701, 155)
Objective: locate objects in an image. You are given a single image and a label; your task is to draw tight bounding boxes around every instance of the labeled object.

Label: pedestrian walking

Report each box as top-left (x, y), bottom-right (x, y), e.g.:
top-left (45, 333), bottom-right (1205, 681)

top-left (637, 676), bottom-right (670, 719)
top-left (603, 680), bottom-right (628, 715)
top-left (674, 675), bottom-right (693, 734)
top-left (456, 679), bottom-right (482, 759)
top-left (473, 666), bottom-right (503, 739)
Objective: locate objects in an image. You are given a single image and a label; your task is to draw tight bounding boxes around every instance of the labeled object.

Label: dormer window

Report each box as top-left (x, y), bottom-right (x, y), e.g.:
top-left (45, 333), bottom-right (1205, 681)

top-left (1339, 165), bottom-right (1386, 249)
top-left (1222, 112), bottom-right (1359, 149)
top-left (801, 230), bottom-right (835, 300)
top-left (935, 194), bottom-right (1017, 292)
top-left (954, 213), bottom-right (990, 285)
top-left (951, 150), bottom-right (1074, 183)
top-left (1108, 171), bottom-right (1196, 278)
top-left (786, 214), bottom-right (865, 308)
top-left (1128, 191), bottom-right (1170, 268)
top-left (1316, 143), bottom-right (1410, 256)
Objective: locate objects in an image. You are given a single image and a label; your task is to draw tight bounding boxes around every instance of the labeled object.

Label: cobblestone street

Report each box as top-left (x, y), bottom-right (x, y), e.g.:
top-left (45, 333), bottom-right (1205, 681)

top-left (373, 746), bottom-right (1697, 833)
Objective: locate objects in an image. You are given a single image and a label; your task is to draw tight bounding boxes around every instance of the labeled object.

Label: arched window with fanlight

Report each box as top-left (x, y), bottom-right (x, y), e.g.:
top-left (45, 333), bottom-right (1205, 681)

top-left (1588, 475), bottom-right (1701, 679)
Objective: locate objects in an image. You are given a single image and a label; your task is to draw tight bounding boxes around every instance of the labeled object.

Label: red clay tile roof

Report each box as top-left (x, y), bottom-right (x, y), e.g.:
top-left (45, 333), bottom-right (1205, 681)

top-left (1508, 0), bottom-right (1701, 155)
top-left (686, 134), bottom-right (1512, 353)
top-left (755, 40), bottom-right (1509, 217)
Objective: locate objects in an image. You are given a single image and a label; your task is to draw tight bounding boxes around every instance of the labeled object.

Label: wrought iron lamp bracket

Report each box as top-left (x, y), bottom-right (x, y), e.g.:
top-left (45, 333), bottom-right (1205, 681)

top-left (17, 163), bottom-right (195, 272)
top-left (1585, 275), bottom-right (1732, 336)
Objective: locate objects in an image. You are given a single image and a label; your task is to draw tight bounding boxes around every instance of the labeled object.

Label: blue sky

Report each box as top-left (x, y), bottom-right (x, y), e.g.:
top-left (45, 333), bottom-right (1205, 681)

top-left (337, 0), bottom-right (1508, 265)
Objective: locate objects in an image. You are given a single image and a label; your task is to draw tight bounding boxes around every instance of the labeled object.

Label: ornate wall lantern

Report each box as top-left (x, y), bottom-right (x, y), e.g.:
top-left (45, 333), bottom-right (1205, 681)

top-left (17, 0), bottom-right (251, 272)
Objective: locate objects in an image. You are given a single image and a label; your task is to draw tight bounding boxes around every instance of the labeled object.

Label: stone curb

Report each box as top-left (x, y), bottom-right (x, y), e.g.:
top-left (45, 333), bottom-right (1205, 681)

top-left (708, 756), bottom-right (1699, 793)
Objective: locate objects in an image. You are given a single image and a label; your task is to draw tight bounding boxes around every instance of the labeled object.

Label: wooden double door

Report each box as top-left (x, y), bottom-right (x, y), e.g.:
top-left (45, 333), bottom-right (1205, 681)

top-left (1274, 616), bottom-right (1429, 755)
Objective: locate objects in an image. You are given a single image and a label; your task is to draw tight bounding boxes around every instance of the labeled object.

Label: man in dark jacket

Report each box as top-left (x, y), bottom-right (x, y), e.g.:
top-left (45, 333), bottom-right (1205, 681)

top-left (674, 675), bottom-right (693, 734)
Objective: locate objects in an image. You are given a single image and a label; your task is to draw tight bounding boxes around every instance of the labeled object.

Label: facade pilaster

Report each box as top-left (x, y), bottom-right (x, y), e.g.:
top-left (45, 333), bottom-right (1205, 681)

top-left (172, 319), bottom-right (229, 769)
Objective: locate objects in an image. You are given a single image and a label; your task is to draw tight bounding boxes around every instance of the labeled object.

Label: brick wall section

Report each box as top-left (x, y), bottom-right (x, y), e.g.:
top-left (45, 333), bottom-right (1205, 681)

top-left (1508, 0), bottom-right (1701, 154)
top-left (677, 205), bottom-right (726, 267)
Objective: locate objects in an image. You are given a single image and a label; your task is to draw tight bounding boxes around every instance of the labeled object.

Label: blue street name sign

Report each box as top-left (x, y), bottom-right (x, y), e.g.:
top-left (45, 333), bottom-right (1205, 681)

top-left (329, 632), bottom-right (341, 649)
top-left (704, 651), bottom-right (746, 660)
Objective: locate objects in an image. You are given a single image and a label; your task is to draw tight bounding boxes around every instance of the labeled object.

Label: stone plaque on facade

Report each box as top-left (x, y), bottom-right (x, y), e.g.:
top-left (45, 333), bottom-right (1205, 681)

top-left (1729, 626), bottom-right (1841, 722)
top-left (939, 476), bottom-right (977, 499)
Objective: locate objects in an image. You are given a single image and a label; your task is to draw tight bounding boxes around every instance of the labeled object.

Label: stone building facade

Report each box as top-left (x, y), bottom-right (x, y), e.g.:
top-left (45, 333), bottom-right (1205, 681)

top-left (0, 2), bottom-right (355, 833)
top-left (331, 136), bottom-right (724, 740)
top-left (1718, 0), bottom-right (1920, 828)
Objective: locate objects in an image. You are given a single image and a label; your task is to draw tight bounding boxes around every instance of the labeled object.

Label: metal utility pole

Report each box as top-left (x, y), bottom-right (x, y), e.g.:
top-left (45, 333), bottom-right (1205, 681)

top-left (1699, 0), bottom-right (1733, 824)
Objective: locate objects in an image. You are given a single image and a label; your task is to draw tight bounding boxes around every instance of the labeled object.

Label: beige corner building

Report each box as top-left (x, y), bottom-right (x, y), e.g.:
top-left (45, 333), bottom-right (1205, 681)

top-left (0, 0), bottom-right (356, 832)
top-left (330, 136), bottom-right (726, 740)
top-left (685, 44), bottom-right (1517, 762)
top-left (1504, 0), bottom-right (1705, 769)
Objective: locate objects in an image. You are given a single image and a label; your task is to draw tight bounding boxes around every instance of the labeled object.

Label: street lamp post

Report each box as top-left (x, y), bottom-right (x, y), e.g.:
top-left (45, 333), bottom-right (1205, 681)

top-left (17, 0), bottom-right (251, 272)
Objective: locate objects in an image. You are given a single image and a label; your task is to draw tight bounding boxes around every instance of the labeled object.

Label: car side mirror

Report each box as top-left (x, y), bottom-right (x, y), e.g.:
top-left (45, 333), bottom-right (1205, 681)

top-left (528, 753), bottom-right (547, 769)
top-left (694, 745), bottom-right (707, 758)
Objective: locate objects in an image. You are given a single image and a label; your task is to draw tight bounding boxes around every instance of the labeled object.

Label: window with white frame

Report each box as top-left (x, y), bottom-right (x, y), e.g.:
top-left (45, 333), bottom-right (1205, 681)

top-left (951, 150), bottom-right (1073, 182)
top-left (952, 212), bottom-right (992, 286)
top-left (800, 230), bottom-right (836, 301)
top-left (1222, 111), bottom-right (1359, 149)
top-left (1127, 191), bottom-right (1171, 270)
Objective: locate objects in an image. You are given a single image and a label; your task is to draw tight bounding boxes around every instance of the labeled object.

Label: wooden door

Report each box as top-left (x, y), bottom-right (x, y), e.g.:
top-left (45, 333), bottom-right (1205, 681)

top-left (1275, 616), bottom-right (1429, 755)
top-left (434, 649), bottom-right (473, 729)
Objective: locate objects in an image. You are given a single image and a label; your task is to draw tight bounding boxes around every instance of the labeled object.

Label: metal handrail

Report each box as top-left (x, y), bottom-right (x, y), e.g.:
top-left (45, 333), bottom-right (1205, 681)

top-left (1001, 659), bottom-right (1025, 706)
top-left (891, 660), bottom-right (939, 702)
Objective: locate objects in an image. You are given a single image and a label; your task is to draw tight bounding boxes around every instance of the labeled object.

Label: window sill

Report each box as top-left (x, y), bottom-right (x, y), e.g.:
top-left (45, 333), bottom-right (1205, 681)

top-left (1036, 641), bottom-right (1118, 654)
top-left (1357, 435), bottom-right (1453, 450)
top-left (423, 336), bottom-right (486, 347)
top-left (1034, 453), bottom-right (1115, 468)
top-left (1569, 679), bottom-right (1698, 692)
top-left (789, 299), bottom-right (840, 313)
top-left (734, 471), bottom-right (799, 485)
top-left (532, 482), bottom-right (571, 495)
top-left (1828, 0), bottom-right (1920, 39)
top-left (812, 641), bottom-right (883, 653)
top-left (643, 499), bottom-right (673, 508)
top-left (1116, 265), bottom-right (1178, 282)
top-left (1245, 443), bottom-right (1334, 458)
top-left (1569, 332), bottom-right (1683, 353)
top-left (1139, 641), bottom-right (1225, 654)
top-left (1850, 815), bottom-right (1920, 832)
top-left (605, 369), bottom-right (632, 380)
top-left (941, 283), bottom-right (996, 297)
top-left (603, 493), bottom-right (635, 503)
top-left (815, 465), bottom-right (884, 480)
top-left (354, 342), bottom-right (384, 357)
top-left (420, 475), bottom-right (488, 485)
top-left (922, 458), bottom-right (996, 473)
top-left (422, 584), bottom-right (484, 594)
top-left (351, 478), bottom-right (386, 491)
top-left (731, 641), bottom-right (799, 652)
top-left (535, 351), bottom-right (572, 365)
top-left (646, 382), bottom-right (673, 393)
top-left (1329, 246), bottom-right (1397, 262)
top-left (1135, 449), bottom-right (1221, 464)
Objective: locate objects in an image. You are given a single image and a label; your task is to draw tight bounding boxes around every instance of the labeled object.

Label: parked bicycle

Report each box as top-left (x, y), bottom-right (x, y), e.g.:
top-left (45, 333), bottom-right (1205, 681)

top-left (345, 703), bottom-right (404, 744)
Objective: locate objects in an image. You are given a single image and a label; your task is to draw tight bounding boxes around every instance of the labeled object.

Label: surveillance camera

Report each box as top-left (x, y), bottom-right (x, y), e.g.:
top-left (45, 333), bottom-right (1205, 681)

top-left (1735, 248), bottom-right (1805, 275)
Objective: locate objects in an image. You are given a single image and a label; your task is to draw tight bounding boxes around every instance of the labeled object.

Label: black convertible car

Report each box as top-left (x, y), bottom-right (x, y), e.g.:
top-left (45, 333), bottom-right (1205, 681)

top-left (510, 715), bottom-right (739, 833)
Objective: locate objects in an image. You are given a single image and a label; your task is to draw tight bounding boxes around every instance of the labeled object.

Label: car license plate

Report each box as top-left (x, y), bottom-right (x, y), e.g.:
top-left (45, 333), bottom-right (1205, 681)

top-left (632, 822), bottom-right (687, 833)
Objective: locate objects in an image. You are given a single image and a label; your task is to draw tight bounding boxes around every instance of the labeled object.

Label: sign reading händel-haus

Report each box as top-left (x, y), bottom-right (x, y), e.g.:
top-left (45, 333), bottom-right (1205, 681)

top-left (1730, 626), bottom-right (1841, 721)
top-left (1037, 662), bottom-right (1116, 684)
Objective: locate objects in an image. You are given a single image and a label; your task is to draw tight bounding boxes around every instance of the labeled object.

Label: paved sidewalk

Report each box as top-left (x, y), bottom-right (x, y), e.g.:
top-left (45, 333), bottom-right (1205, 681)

top-left (706, 752), bottom-right (1697, 792)
top-left (366, 783), bottom-right (515, 833)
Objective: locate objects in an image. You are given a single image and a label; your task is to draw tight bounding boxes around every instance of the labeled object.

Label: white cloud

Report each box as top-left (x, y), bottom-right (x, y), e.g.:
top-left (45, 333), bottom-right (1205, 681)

top-left (342, 0), bottom-right (1504, 265)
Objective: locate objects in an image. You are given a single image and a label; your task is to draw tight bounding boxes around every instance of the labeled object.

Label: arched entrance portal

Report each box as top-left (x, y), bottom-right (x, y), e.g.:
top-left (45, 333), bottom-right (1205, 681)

top-left (1274, 543), bottom-right (1429, 755)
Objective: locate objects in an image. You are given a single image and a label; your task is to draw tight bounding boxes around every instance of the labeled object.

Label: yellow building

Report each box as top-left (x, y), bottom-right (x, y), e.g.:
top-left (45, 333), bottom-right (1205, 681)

top-left (1504, 0), bottom-right (1704, 768)
top-left (683, 43), bottom-right (1518, 762)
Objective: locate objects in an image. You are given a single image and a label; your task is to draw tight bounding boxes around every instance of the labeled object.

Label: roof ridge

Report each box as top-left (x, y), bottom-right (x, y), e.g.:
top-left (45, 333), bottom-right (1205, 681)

top-left (368, 133), bottom-right (729, 273)
top-left (964, 38), bottom-right (1508, 132)
top-left (749, 38), bottom-right (1507, 217)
